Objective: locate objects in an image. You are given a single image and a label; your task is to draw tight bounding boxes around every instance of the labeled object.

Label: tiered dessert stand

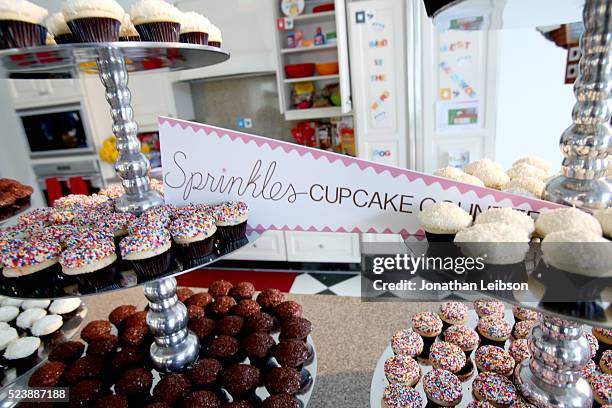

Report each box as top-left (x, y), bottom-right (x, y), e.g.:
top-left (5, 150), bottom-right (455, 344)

top-left (0, 42), bottom-right (316, 406)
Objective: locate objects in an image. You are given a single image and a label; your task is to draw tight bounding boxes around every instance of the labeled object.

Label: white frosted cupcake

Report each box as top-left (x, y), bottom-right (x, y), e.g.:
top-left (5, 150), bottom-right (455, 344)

top-left (4, 336), bottom-right (40, 368)
top-left (170, 214), bottom-right (217, 259)
top-left (0, 0), bottom-right (48, 49)
top-left (502, 177), bottom-right (545, 199)
top-left (179, 11), bottom-right (210, 45)
top-left (513, 156), bottom-right (551, 174)
top-left (62, 0), bottom-right (124, 42)
top-left (594, 208), bottom-right (612, 239)
top-left (1, 298), bottom-right (23, 308)
top-left (535, 207), bottom-right (602, 238)
top-left (49, 298), bottom-right (81, 318)
top-left (434, 167), bottom-right (485, 187)
top-left (130, 0), bottom-right (182, 42)
top-left (119, 13), bottom-right (139, 41)
top-left (0, 327), bottom-right (18, 351)
top-left (21, 299), bottom-right (51, 310)
top-left (0, 306), bottom-right (20, 325)
top-left (212, 201), bottom-right (249, 241)
top-left (464, 159), bottom-right (509, 189)
top-left (418, 202), bottom-right (472, 242)
top-left (1, 237), bottom-right (62, 279)
top-left (474, 208), bottom-right (535, 236)
top-left (454, 223), bottom-right (530, 265)
top-left (120, 227), bottom-right (172, 277)
top-left (208, 23), bottom-right (222, 48)
top-left (16, 308), bottom-right (46, 332)
top-left (45, 12), bottom-right (74, 44)
top-left (60, 240), bottom-right (117, 289)
top-left (507, 163), bottom-right (548, 181)
top-left (30, 314), bottom-right (63, 338)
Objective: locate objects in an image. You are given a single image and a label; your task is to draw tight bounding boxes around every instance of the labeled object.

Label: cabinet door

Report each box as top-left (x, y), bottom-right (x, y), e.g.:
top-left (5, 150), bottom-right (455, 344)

top-left (224, 231), bottom-right (287, 261)
top-left (335, 0), bottom-right (353, 114)
top-left (11, 79), bottom-right (81, 108)
top-left (286, 231), bottom-right (360, 263)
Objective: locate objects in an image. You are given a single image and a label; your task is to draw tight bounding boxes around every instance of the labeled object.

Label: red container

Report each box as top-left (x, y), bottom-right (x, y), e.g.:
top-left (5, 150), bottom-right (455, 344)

top-left (285, 63), bottom-right (316, 78)
top-left (313, 3), bottom-right (335, 13)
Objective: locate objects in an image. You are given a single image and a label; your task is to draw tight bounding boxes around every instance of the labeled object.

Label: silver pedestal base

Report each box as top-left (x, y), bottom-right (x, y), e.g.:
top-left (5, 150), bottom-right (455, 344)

top-left (115, 189), bottom-right (165, 215)
top-left (543, 175), bottom-right (611, 211)
top-left (144, 277), bottom-right (200, 373)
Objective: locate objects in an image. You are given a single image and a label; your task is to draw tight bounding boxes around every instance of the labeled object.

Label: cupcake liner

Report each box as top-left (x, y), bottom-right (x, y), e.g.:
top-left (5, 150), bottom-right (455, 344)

top-left (209, 41), bottom-right (221, 48)
top-left (3, 351), bottom-right (39, 373)
top-left (135, 22), bottom-right (180, 42)
top-left (417, 336), bottom-right (437, 361)
top-left (478, 335), bottom-right (507, 349)
top-left (130, 250), bottom-right (171, 278)
top-left (455, 359), bottom-right (474, 381)
top-left (54, 33), bottom-right (76, 44)
top-left (119, 35), bottom-right (141, 42)
top-left (177, 236), bottom-right (215, 260)
top-left (74, 261), bottom-right (120, 292)
top-left (0, 21), bottom-right (47, 49)
top-left (179, 32), bottom-right (209, 45)
top-left (67, 17), bottom-right (120, 43)
top-left (217, 222), bottom-right (248, 242)
top-left (424, 231), bottom-right (456, 242)
top-left (6, 262), bottom-right (68, 298)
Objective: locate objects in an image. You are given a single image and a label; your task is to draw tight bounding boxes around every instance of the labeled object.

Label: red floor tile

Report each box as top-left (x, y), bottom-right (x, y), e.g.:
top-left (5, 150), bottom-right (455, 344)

top-left (176, 269), bottom-right (298, 293)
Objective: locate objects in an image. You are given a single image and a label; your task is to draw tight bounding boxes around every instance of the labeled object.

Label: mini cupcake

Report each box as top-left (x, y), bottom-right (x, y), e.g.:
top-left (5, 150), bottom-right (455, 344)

top-left (265, 366), bottom-right (302, 396)
top-left (1, 298), bottom-right (23, 307)
top-left (174, 203), bottom-right (211, 219)
top-left (0, 327), bottom-right (18, 351)
top-left (213, 201), bottom-right (249, 241)
top-left (411, 312), bottom-right (443, 360)
top-left (600, 350), bottom-right (612, 374)
top-left (22, 299), bottom-right (51, 309)
top-left (0, 0), bottom-right (48, 49)
top-left (591, 374), bottom-right (612, 406)
top-left (119, 13), bottom-right (139, 41)
top-left (3, 336), bottom-right (40, 368)
top-left (382, 383), bottom-right (423, 408)
top-left (208, 23), bottom-right (222, 48)
top-left (464, 159), bottom-right (509, 189)
top-left (535, 207), bottom-right (602, 238)
top-left (477, 316), bottom-right (512, 348)
top-left (502, 177), bottom-right (545, 199)
top-left (130, 0), bottom-right (182, 42)
top-left (433, 167), bottom-right (486, 187)
top-left (422, 369), bottom-right (463, 407)
top-left (507, 163), bottom-right (548, 181)
top-left (391, 328), bottom-right (424, 359)
top-left (474, 208), bottom-right (535, 237)
top-left (581, 359), bottom-right (598, 383)
top-left (384, 354), bottom-right (421, 386)
top-left (101, 212), bottom-right (136, 249)
top-left (513, 156), bottom-right (551, 174)
top-left (594, 208), bottom-right (612, 239)
top-left (0, 306), bottom-right (20, 326)
top-left (475, 345), bottom-right (515, 377)
top-left (418, 202), bottom-right (472, 242)
top-left (280, 316), bottom-right (312, 341)
top-left (473, 298), bottom-right (505, 319)
top-left (179, 11), bottom-right (210, 45)
top-left (472, 372), bottom-right (517, 407)
top-left (430, 342), bottom-right (470, 380)
top-left (45, 12), bottom-right (74, 43)
top-left (512, 306), bottom-right (540, 324)
top-left (438, 302), bottom-right (468, 331)
top-left (584, 332), bottom-right (600, 360)
top-left (170, 214), bottom-right (217, 260)
top-left (512, 320), bottom-right (538, 340)
top-left (242, 331), bottom-right (275, 367)
top-left (1, 237), bottom-right (62, 279)
top-left (120, 227), bottom-right (172, 277)
top-left (62, 0), bottom-right (124, 42)
top-left (454, 223), bottom-right (530, 265)
top-left (444, 324), bottom-right (480, 360)
top-left (16, 308), bottom-right (47, 333)
top-left (593, 327), bottom-right (612, 361)
top-left (49, 298), bottom-right (82, 318)
top-left (508, 339), bottom-right (530, 364)
top-left (30, 314), bottom-right (63, 339)
top-left (61, 239), bottom-right (118, 289)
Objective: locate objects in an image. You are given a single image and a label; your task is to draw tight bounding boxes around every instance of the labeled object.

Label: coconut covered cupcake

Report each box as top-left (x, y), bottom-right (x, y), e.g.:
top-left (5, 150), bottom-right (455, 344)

top-left (120, 226), bottom-right (171, 277)
top-left (464, 159), bottom-right (509, 189)
top-left (434, 167), bottom-right (485, 187)
top-left (62, 0), bottom-right (124, 42)
top-left (507, 163), bottom-right (549, 181)
top-left (595, 208), bottom-right (612, 239)
top-left (417, 202), bottom-right (472, 242)
top-left (213, 201), bottom-right (249, 241)
top-left (208, 23), bottom-right (222, 48)
top-left (474, 208), bottom-right (535, 237)
top-left (119, 13), bottom-right (139, 41)
top-left (45, 12), bottom-right (74, 43)
top-left (535, 207), bottom-right (602, 238)
top-left (502, 177), bottom-right (545, 199)
top-left (179, 11), bottom-right (210, 45)
top-left (0, 0), bottom-right (48, 49)
top-left (454, 223), bottom-right (530, 265)
top-left (170, 214), bottom-right (217, 259)
top-left (130, 0), bottom-right (182, 42)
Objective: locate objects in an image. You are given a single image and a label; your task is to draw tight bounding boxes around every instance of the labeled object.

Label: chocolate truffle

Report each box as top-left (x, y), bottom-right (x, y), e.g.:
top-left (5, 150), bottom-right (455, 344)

top-left (121, 324), bottom-right (149, 347)
top-left (230, 282), bottom-right (255, 301)
top-left (261, 394), bottom-right (300, 408)
top-left (187, 305), bottom-right (206, 320)
top-left (64, 356), bottom-right (105, 385)
top-left (177, 287), bottom-right (195, 303)
top-left (185, 292), bottom-right (214, 308)
top-left (206, 335), bottom-right (240, 362)
top-left (209, 280), bottom-right (233, 298)
top-left (28, 361), bottom-right (66, 387)
top-left (115, 367), bottom-right (153, 396)
top-left (69, 379), bottom-right (107, 407)
top-left (86, 335), bottom-right (118, 358)
top-left (187, 358), bottom-right (222, 388)
top-left (217, 315), bottom-right (244, 337)
top-left (274, 301), bottom-right (302, 322)
top-left (281, 317), bottom-right (312, 340)
top-left (93, 395), bottom-right (129, 408)
top-left (265, 367), bottom-right (301, 395)
top-left (152, 373), bottom-right (191, 406)
top-left (243, 332), bottom-right (275, 361)
top-left (211, 296), bottom-right (237, 316)
top-left (81, 320), bottom-right (112, 343)
top-left (189, 317), bottom-right (216, 341)
top-left (111, 346), bottom-right (146, 373)
top-left (221, 364), bottom-right (261, 397)
top-left (182, 390), bottom-right (221, 408)
top-left (49, 341), bottom-right (85, 363)
top-left (273, 339), bottom-right (309, 368)
top-left (125, 311), bottom-right (148, 328)
top-left (108, 305), bottom-right (137, 327)
top-left (245, 312), bottom-right (274, 334)
top-left (256, 289), bottom-right (285, 311)
top-left (233, 299), bottom-right (261, 318)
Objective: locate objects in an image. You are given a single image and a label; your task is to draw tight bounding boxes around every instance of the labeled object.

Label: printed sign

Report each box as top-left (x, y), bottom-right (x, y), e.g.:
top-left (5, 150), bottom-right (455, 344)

top-left (159, 117), bottom-right (562, 235)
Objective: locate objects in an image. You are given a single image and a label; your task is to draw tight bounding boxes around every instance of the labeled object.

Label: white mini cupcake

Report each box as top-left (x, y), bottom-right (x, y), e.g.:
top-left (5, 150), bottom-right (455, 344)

top-left (21, 299), bottom-right (50, 310)
top-left (119, 13), bottom-right (139, 41)
top-left (1, 298), bottom-right (23, 307)
top-left (418, 202), bottom-right (472, 242)
top-left (4, 336), bottom-right (40, 367)
top-left (474, 208), bottom-right (535, 236)
top-left (507, 163), bottom-right (548, 181)
top-left (208, 23), bottom-right (222, 48)
top-left (0, 0), bottom-right (48, 49)
top-left (454, 223), bottom-right (530, 265)
top-left (502, 177), bottom-right (545, 199)
top-left (44, 12), bottom-right (73, 43)
top-left (179, 11), bottom-right (210, 45)
top-left (16, 308), bottom-right (46, 331)
top-left (31, 314), bottom-right (63, 338)
top-left (535, 208), bottom-right (602, 238)
top-left (594, 208), bottom-right (612, 239)
top-left (49, 298), bottom-right (81, 318)
top-left (513, 156), bottom-right (551, 174)
top-left (130, 0), bottom-right (182, 42)
top-left (0, 327), bottom-right (18, 351)
top-left (464, 159), bottom-right (509, 189)
top-left (0, 306), bottom-right (19, 325)
top-left (62, 0), bottom-right (124, 42)
top-left (434, 167), bottom-right (486, 187)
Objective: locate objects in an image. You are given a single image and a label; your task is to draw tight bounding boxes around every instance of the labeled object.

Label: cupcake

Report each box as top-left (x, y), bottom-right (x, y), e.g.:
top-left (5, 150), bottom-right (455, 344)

top-left (0, 327), bottom-right (18, 351)
top-left (62, 0), bottom-right (124, 42)
top-left (438, 302), bottom-right (468, 331)
top-left (28, 361), bottom-right (66, 387)
top-left (411, 311), bottom-right (442, 360)
top-left (590, 374), bottom-right (612, 406)
top-left (108, 304), bottom-right (137, 330)
top-left (422, 369), bottom-right (463, 407)
top-left (273, 338), bottom-right (310, 369)
top-left (0, 0), bottom-right (48, 49)
top-left (114, 367), bottom-right (154, 401)
top-left (186, 357), bottom-right (222, 389)
top-left (130, 0), bottom-right (182, 42)
top-left (433, 167), bottom-right (485, 187)
top-left (209, 279), bottom-right (233, 298)
top-left (120, 227), bottom-right (171, 277)
top-left (430, 342), bottom-right (470, 380)
top-left (216, 314), bottom-right (244, 338)
top-left (179, 11), bottom-right (210, 45)
top-left (535, 207), bottom-right (602, 238)
top-left (0, 306), bottom-right (19, 326)
top-left (170, 214), bottom-right (217, 260)
top-left (45, 12), bottom-right (74, 43)
top-left (512, 320), bottom-right (538, 340)
top-left (454, 223), bottom-right (530, 265)
top-left (444, 324), bottom-right (480, 360)
top-left (475, 345), bottom-right (515, 377)
top-left (30, 314), bottom-right (63, 339)
top-left (256, 288), bottom-right (285, 313)
top-left (213, 201), bottom-right (249, 241)
top-left (206, 335), bottom-right (241, 364)
top-left (1, 237), bottom-right (62, 279)
top-left (473, 298), bottom-right (505, 319)
top-left (474, 208), bottom-right (535, 237)
top-left (16, 308), bottom-right (47, 333)
top-left (382, 383), bottom-right (423, 408)
top-left (507, 163), bottom-right (549, 181)
top-left (417, 202), bottom-right (472, 242)
top-left (472, 372), bottom-right (517, 407)
top-left (22, 299), bottom-right (51, 309)
top-left (3, 336), bottom-right (40, 368)
top-left (265, 366), bottom-right (301, 396)
top-left (245, 312), bottom-right (274, 334)
top-left (221, 364), bottom-right (261, 398)
top-left (477, 316), bottom-right (512, 348)
top-left (151, 373), bottom-right (191, 406)
top-left (502, 177), bottom-right (545, 199)
top-left (595, 208), bottom-right (612, 239)
top-left (208, 23), bottom-right (222, 48)
top-left (49, 340), bottom-right (85, 363)
top-left (275, 300), bottom-right (302, 322)
top-left (390, 328), bottom-right (424, 359)
top-left (280, 316), bottom-right (312, 341)
top-left (584, 331), bottom-right (600, 360)
top-left (242, 331), bottom-right (275, 367)
top-left (512, 306), bottom-right (540, 324)
top-left (582, 359), bottom-right (598, 382)
top-left (593, 327), bottom-right (612, 361)
top-left (183, 391), bottom-right (222, 408)
top-left (119, 13), bottom-right (139, 41)
top-left (1, 298), bottom-right (23, 307)
top-left (230, 281), bottom-right (255, 301)
top-left (49, 298), bottom-right (82, 318)
top-left (384, 354), bottom-right (421, 386)
top-left (464, 159), bottom-right (509, 189)
top-left (508, 339), bottom-right (530, 364)
top-left (513, 156), bottom-right (551, 174)
top-left (60, 240), bottom-right (118, 288)
top-left (601, 350), bottom-right (612, 374)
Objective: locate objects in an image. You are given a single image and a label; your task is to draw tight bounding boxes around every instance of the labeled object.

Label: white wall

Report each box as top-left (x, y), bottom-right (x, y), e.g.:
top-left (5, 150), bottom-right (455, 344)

top-left (494, 28), bottom-right (575, 171)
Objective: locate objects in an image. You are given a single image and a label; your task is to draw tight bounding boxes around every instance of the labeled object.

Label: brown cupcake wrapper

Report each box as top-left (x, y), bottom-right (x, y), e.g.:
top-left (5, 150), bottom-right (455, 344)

top-left (208, 40), bottom-right (221, 48)
top-left (130, 250), bottom-right (171, 278)
top-left (177, 235), bottom-right (215, 260)
top-left (179, 31), bottom-right (209, 45)
top-left (135, 22), bottom-right (180, 42)
top-left (73, 261), bottom-right (119, 291)
top-left (67, 17), bottom-right (120, 43)
top-left (0, 21), bottom-right (47, 49)
top-left (217, 222), bottom-right (248, 242)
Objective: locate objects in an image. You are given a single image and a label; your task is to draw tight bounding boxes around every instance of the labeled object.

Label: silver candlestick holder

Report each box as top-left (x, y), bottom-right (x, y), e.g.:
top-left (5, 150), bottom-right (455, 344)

top-left (543, 0), bottom-right (612, 209)
top-left (515, 316), bottom-right (592, 408)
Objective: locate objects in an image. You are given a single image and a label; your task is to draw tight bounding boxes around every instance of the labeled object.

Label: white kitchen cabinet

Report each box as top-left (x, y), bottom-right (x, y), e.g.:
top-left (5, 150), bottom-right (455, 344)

top-left (286, 231), bottom-right (360, 263)
top-left (224, 231), bottom-right (287, 261)
top-left (10, 78), bottom-right (82, 109)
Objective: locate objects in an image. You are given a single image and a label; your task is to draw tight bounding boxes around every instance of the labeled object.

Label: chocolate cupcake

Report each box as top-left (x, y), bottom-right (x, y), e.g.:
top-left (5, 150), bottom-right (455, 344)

top-left (217, 315), bottom-right (244, 337)
top-left (70, 379), bottom-right (108, 407)
top-left (81, 320), bottom-right (112, 343)
top-left (177, 287), bottom-right (195, 303)
top-left (230, 282), bottom-right (255, 301)
top-left (475, 345), bottom-right (515, 377)
top-left (417, 202), bottom-right (472, 242)
top-left (28, 361), bottom-right (66, 387)
top-left (188, 305), bottom-right (206, 320)
top-left (221, 364), bottom-right (261, 398)
top-left (0, 327), bottom-right (17, 354)
top-left (382, 383), bottom-right (423, 408)
top-left (49, 340), bottom-right (85, 363)
top-left (280, 317), bottom-right (312, 341)
top-left (212, 201), bottom-right (249, 241)
top-left (243, 332), bottom-right (275, 367)
top-left (120, 324), bottom-right (149, 347)
top-left (234, 299), bottom-right (261, 318)
top-left (188, 317), bottom-right (216, 343)
top-left (411, 311), bottom-right (442, 361)
top-left (3, 336), bottom-right (40, 369)
top-left (472, 372), bottom-right (517, 408)
top-left (179, 11), bottom-right (210, 45)
top-left (62, 0), bottom-right (124, 42)
top-left (152, 373), bottom-right (191, 406)
top-left (265, 367), bottom-right (301, 395)
top-left (245, 312), bottom-right (274, 334)
top-left (108, 305), bottom-right (137, 330)
top-left (257, 289), bottom-right (285, 314)
top-left (30, 314), bottom-right (63, 340)
top-left (170, 214), bottom-right (216, 260)
top-left (477, 317), bottom-right (512, 348)
top-left (273, 339), bottom-right (309, 369)
top-left (207, 24), bottom-right (222, 48)
top-left (49, 298), bottom-right (82, 319)
top-left (225, 401), bottom-right (253, 408)
top-left (63, 355), bottom-right (105, 385)
top-left (120, 227), bottom-right (171, 278)
top-left (206, 335), bottom-right (241, 364)
top-left (185, 292), bottom-right (213, 308)
top-left (183, 391), bottom-right (221, 408)
top-left (384, 354), bottom-right (421, 387)
top-left (115, 367), bottom-right (153, 400)
top-left (422, 369), bottom-right (462, 407)
top-left (16, 308), bottom-right (46, 333)
top-left (209, 280), bottom-right (233, 298)
top-left (93, 395), bottom-right (129, 408)
top-left (125, 310), bottom-right (148, 328)
top-left (187, 358), bottom-right (222, 389)
top-left (130, 0), bottom-right (182, 42)
top-left (438, 302), bottom-right (468, 332)
top-left (430, 342), bottom-right (468, 380)
top-left (0, 306), bottom-right (19, 327)
top-left (119, 13), bottom-right (139, 41)
top-left (0, 0), bottom-right (48, 49)
top-left (86, 335), bottom-right (118, 358)
top-left (210, 296), bottom-right (237, 317)
top-left (508, 339), bottom-right (530, 365)
top-left (274, 301), bottom-right (302, 322)
top-left (111, 346), bottom-right (146, 374)
top-left (391, 329), bottom-right (424, 359)
top-left (45, 12), bottom-right (74, 43)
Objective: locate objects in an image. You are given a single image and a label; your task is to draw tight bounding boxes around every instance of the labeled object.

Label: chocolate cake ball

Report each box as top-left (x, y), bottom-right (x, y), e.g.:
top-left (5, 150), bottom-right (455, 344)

top-left (189, 317), bottom-right (216, 342)
top-left (280, 317), bottom-right (312, 341)
top-left (125, 311), bottom-right (148, 328)
top-left (81, 321), bottom-right (112, 343)
top-left (93, 395), bottom-right (129, 408)
top-left (245, 312), bottom-right (274, 334)
top-left (274, 301), bottom-right (302, 322)
top-left (108, 305), bottom-right (137, 328)
top-left (121, 324), bottom-right (149, 347)
top-left (49, 341), bottom-right (85, 363)
top-left (233, 299), bottom-right (261, 318)
top-left (265, 367), bottom-right (301, 395)
top-left (182, 390), bottom-right (221, 408)
top-left (185, 292), bottom-right (214, 308)
top-left (177, 287), bottom-right (195, 303)
top-left (187, 358), bottom-right (223, 388)
top-left (243, 332), bottom-right (275, 361)
top-left (229, 282), bottom-right (255, 301)
top-left (224, 402), bottom-right (253, 408)
top-left (152, 373), bottom-right (191, 406)
top-left (206, 335), bottom-right (240, 362)
top-left (115, 367), bottom-right (153, 397)
top-left (221, 364), bottom-right (261, 397)
top-left (261, 394), bottom-right (300, 408)
top-left (111, 346), bottom-right (146, 373)
top-left (64, 356), bottom-right (105, 385)
top-left (256, 289), bottom-right (285, 312)
top-left (209, 280), bottom-right (233, 298)
top-left (217, 315), bottom-right (244, 337)
top-left (272, 339), bottom-right (309, 368)
top-left (28, 361), bottom-right (66, 387)
top-left (69, 379), bottom-right (107, 407)
top-left (210, 296), bottom-right (237, 316)
top-left (187, 305), bottom-right (206, 320)
top-left (86, 335), bottom-right (118, 358)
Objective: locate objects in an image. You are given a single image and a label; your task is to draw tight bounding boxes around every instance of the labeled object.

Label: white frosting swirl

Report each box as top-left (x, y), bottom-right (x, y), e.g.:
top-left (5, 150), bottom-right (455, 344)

top-left (62, 0), bottom-right (124, 22)
top-left (208, 23), bottom-right (222, 43)
top-left (0, 0), bottom-right (48, 25)
top-left (130, 0), bottom-right (181, 25)
top-left (45, 12), bottom-right (71, 36)
top-left (120, 13), bottom-right (139, 37)
top-left (180, 11), bottom-right (210, 34)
